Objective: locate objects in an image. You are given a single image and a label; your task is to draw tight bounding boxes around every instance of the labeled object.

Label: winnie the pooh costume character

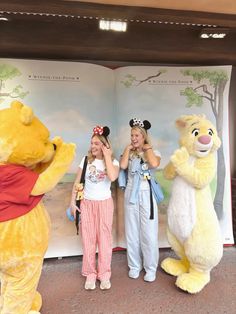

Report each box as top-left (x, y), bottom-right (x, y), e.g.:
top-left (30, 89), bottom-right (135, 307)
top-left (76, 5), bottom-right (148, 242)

top-left (0, 101), bottom-right (75, 314)
top-left (161, 114), bottom-right (223, 294)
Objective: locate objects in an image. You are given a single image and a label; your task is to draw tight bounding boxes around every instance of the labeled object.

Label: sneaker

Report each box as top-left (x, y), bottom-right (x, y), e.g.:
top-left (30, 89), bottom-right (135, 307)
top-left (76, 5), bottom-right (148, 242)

top-left (144, 272), bottom-right (156, 282)
top-left (128, 269), bottom-right (140, 279)
top-left (100, 280), bottom-right (111, 290)
top-left (85, 279), bottom-right (96, 290)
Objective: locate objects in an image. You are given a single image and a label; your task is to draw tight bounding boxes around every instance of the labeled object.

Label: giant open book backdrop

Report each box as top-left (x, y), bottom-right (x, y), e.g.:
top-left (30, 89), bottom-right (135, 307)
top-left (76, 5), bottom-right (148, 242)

top-left (0, 59), bottom-right (234, 258)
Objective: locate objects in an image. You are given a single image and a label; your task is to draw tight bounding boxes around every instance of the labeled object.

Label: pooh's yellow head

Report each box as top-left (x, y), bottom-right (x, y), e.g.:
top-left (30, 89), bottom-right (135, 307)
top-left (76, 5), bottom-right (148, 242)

top-left (0, 101), bottom-right (56, 168)
top-left (176, 114), bottom-right (221, 157)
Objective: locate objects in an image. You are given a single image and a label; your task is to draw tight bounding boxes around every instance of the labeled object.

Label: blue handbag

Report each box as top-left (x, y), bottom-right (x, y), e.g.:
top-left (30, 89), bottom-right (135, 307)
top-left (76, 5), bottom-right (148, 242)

top-left (150, 178), bottom-right (164, 204)
top-left (118, 168), bottom-right (127, 189)
top-left (66, 207), bottom-right (75, 222)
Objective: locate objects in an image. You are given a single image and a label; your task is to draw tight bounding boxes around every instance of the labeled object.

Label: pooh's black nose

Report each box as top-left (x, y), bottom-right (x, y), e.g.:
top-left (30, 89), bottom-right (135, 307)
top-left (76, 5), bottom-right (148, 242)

top-left (53, 143), bottom-right (57, 150)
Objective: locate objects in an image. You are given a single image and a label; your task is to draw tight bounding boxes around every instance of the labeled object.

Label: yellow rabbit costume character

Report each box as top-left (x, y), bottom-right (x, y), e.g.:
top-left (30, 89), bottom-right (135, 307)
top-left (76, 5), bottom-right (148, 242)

top-left (0, 101), bottom-right (76, 314)
top-left (161, 114), bottom-right (223, 294)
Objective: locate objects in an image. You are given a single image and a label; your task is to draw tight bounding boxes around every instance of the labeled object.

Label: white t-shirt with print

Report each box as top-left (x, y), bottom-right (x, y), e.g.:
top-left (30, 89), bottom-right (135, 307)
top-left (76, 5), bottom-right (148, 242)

top-left (79, 156), bottom-right (119, 201)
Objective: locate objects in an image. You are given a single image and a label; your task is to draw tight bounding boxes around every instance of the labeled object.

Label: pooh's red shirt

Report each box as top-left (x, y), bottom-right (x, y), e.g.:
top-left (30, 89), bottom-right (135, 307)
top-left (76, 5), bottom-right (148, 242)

top-left (0, 164), bottom-right (43, 222)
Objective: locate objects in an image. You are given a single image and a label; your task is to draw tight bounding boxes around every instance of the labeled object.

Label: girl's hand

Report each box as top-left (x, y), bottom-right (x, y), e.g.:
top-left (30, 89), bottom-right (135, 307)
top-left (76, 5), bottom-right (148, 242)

top-left (71, 203), bottom-right (80, 218)
top-left (143, 144), bottom-right (152, 152)
top-left (126, 144), bottom-right (134, 152)
top-left (101, 144), bottom-right (112, 158)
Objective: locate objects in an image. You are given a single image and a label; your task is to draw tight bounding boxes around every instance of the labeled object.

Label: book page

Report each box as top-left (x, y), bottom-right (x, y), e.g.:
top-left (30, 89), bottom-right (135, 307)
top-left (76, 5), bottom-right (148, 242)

top-left (0, 59), bottom-right (117, 257)
top-left (114, 65), bottom-right (234, 248)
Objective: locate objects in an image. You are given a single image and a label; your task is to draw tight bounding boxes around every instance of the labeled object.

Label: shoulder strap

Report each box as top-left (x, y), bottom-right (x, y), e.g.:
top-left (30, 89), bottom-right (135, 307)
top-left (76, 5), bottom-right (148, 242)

top-left (140, 157), bottom-right (154, 220)
top-left (80, 156), bottom-right (88, 184)
top-left (75, 156), bottom-right (88, 235)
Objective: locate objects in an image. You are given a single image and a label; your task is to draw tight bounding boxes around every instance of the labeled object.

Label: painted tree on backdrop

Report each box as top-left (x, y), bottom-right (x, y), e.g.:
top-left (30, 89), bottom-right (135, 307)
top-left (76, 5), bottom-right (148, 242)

top-left (180, 69), bottom-right (229, 219)
top-left (120, 70), bottom-right (166, 87)
top-left (0, 63), bottom-right (29, 103)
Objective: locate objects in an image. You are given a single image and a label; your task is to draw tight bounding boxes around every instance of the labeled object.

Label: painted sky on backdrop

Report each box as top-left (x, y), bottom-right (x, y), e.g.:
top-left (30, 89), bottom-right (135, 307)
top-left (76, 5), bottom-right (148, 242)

top-left (0, 59), bottom-right (231, 170)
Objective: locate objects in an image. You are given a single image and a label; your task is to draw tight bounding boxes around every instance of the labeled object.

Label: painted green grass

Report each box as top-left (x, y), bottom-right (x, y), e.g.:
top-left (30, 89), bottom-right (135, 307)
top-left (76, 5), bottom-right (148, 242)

top-left (61, 170), bottom-right (217, 212)
top-left (155, 170), bottom-right (217, 197)
top-left (60, 173), bottom-right (76, 183)
top-left (155, 170), bottom-right (172, 202)
top-left (154, 170), bottom-right (217, 213)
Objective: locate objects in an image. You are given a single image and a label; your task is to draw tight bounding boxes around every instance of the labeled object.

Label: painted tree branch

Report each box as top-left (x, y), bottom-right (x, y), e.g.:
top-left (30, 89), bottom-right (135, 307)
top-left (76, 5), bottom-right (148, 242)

top-left (194, 84), bottom-right (216, 116)
top-left (193, 84), bottom-right (214, 100)
top-left (214, 88), bottom-right (218, 116)
top-left (0, 93), bottom-right (11, 97)
top-left (134, 72), bottom-right (162, 86)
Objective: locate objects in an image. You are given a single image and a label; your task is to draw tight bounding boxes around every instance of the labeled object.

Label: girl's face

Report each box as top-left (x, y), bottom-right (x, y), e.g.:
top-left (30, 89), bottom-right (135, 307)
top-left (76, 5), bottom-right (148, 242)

top-left (90, 136), bottom-right (103, 158)
top-left (131, 128), bottom-right (145, 150)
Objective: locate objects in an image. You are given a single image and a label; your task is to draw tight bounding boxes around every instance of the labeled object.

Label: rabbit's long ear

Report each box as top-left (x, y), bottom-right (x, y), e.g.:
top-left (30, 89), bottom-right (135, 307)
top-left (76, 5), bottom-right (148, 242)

top-left (176, 114), bottom-right (206, 130)
top-left (175, 115), bottom-right (189, 130)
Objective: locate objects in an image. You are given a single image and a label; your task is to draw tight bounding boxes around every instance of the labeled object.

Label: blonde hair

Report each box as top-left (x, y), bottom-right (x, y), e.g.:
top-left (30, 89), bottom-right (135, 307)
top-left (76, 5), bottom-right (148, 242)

top-left (87, 134), bottom-right (114, 163)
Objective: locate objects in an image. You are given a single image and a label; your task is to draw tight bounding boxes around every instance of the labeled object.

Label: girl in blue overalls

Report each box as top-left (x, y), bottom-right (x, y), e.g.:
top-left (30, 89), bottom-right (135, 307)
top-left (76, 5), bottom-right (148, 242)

top-left (120, 118), bottom-right (161, 282)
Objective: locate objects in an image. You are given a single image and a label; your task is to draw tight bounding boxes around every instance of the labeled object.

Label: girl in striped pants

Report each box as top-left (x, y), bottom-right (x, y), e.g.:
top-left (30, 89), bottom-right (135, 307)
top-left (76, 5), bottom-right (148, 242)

top-left (70, 126), bottom-right (119, 290)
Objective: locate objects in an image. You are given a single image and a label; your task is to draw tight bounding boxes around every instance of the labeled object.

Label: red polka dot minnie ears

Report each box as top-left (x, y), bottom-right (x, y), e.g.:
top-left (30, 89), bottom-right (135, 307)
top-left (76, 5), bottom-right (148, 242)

top-left (129, 118), bottom-right (151, 130)
top-left (93, 125), bottom-right (110, 137)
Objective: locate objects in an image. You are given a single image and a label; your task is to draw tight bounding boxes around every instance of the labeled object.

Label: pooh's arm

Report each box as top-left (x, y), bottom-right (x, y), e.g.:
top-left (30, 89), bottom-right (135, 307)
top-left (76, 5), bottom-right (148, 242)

top-left (171, 147), bottom-right (216, 188)
top-left (163, 161), bottom-right (177, 180)
top-left (31, 142), bottom-right (76, 195)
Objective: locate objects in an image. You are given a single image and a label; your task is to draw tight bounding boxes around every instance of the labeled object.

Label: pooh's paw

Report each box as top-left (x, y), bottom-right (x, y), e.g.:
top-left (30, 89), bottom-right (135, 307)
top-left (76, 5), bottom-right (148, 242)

top-left (161, 258), bottom-right (189, 276)
top-left (52, 136), bottom-right (63, 149)
top-left (171, 147), bottom-right (189, 167)
top-left (55, 142), bottom-right (76, 163)
top-left (176, 271), bottom-right (210, 294)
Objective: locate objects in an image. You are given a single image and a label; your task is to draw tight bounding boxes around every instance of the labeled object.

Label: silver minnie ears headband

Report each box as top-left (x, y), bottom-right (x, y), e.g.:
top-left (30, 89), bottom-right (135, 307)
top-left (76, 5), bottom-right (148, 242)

top-left (93, 125), bottom-right (110, 137)
top-left (129, 118), bottom-right (151, 130)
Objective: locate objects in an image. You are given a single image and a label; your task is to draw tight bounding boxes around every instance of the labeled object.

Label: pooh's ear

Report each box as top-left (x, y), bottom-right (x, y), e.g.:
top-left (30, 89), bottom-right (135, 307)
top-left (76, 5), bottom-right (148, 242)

top-left (10, 101), bottom-right (34, 125)
top-left (20, 105), bottom-right (34, 125)
top-left (10, 100), bottom-right (24, 110)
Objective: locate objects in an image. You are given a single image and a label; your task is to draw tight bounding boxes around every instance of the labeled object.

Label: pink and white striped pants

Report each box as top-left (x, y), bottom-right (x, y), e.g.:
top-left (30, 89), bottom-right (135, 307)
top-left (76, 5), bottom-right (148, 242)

top-left (80, 197), bottom-right (114, 281)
